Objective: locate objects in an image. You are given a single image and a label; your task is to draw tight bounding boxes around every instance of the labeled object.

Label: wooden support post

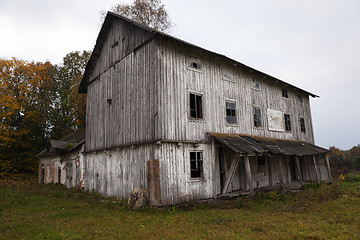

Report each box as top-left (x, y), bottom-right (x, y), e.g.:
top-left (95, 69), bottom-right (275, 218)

top-left (221, 155), bottom-right (240, 194)
top-left (277, 156), bottom-right (285, 190)
top-left (325, 153), bottom-right (333, 183)
top-left (244, 155), bottom-right (254, 198)
top-left (312, 155), bottom-right (320, 183)
top-left (267, 155), bottom-right (273, 186)
top-left (295, 156), bottom-right (304, 187)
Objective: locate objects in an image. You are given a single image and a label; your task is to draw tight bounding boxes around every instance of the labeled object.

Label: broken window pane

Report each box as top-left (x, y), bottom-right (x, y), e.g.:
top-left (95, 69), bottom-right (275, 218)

top-left (300, 117), bottom-right (306, 133)
top-left (190, 93), bottom-right (203, 119)
top-left (297, 95), bottom-right (303, 104)
top-left (190, 151), bottom-right (204, 178)
top-left (284, 114), bottom-right (291, 131)
top-left (225, 101), bottom-right (237, 124)
top-left (253, 107), bottom-right (262, 127)
top-left (282, 89), bottom-right (288, 98)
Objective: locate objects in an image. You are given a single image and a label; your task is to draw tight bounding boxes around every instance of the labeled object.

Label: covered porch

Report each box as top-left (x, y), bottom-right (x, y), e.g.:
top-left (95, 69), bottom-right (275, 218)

top-left (209, 133), bottom-right (331, 198)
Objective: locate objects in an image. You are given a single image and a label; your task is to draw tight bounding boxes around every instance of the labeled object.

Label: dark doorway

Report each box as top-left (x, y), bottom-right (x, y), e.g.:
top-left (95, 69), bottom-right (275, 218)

top-left (289, 156), bottom-right (296, 180)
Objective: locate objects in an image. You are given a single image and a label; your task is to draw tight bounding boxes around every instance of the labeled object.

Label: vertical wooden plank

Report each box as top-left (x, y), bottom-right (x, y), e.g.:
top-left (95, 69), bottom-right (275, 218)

top-left (325, 153), bottom-right (333, 183)
top-left (295, 156), bottom-right (304, 186)
top-left (312, 155), bottom-right (320, 183)
top-left (277, 156), bottom-right (285, 190)
top-left (221, 155), bottom-right (240, 194)
top-left (244, 155), bottom-right (254, 198)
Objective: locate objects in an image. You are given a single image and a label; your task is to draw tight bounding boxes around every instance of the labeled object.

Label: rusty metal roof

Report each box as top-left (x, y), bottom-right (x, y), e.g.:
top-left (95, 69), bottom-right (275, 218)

top-left (209, 132), bottom-right (328, 156)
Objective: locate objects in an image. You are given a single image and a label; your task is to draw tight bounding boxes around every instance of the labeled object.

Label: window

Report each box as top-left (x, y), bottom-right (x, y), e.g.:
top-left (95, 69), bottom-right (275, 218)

top-left (284, 114), bottom-right (291, 131)
top-left (297, 95), bottom-right (303, 104)
top-left (299, 117), bottom-right (306, 133)
top-left (251, 78), bottom-right (260, 89)
top-left (225, 101), bottom-right (237, 124)
top-left (190, 151), bottom-right (203, 178)
top-left (253, 107), bottom-right (262, 127)
top-left (282, 89), bottom-right (288, 98)
top-left (189, 61), bottom-right (201, 70)
top-left (187, 56), bottom-right (202, 71)
top-left (190, 93), bottom-right (203, 119)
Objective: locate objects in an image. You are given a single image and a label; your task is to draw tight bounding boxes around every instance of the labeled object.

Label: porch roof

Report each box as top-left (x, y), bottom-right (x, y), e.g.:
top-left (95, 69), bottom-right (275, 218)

top-left (208, 132), bottom-right (328, 156)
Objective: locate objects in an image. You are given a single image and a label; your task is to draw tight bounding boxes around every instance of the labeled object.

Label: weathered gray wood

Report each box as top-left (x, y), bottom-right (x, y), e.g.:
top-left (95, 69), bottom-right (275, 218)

top-left (313, 155), bottom-right (320, 183)
top-left (325, 154), bottom-right (333, 182)
top-left (267, 155), bottom-right (273, 186)
top-left (221, 155), bottom-right (240, 194)
top-left (277, 156), bottom-right (285, 190)
top-left (244, 155), bottom-right (254, 197)
top-left (147, 159), bottom-right (161, 206)
top-left (295, 156), bottom-right (304, 186)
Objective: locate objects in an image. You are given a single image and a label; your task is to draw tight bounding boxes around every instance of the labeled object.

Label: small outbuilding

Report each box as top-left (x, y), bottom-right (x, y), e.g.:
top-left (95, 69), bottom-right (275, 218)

top-left (37, 129), bottom-right (85, 189)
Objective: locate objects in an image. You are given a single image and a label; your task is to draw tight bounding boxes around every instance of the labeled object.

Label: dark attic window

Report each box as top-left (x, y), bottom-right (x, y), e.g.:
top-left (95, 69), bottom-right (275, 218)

top-left (190, 151), bottom-right (204, 179)
top-left (251, 78), bottom-right (260, 89)
top-left (190, 93), bottom-right (203, 119)
top-left (297, 95), bottom-right (303, 104)
top-left (282, 89), bottom-right (289, 98)
top-left (253, 106), bottom-right (262, 127)
top-left (189, 61), bottom-right (202, 70)
top-left (299, 117), bottom-right (306, 133)
top-left (225, 101), bottom-right (237, 124)
top-left (284, 113), bottom-right (291, 131)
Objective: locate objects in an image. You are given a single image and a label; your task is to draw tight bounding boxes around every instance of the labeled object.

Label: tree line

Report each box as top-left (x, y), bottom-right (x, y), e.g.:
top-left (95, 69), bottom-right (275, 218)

top-left (329, 145), bottom-right (360, 175)
top-left (0, 51), bottom-right (90, 173)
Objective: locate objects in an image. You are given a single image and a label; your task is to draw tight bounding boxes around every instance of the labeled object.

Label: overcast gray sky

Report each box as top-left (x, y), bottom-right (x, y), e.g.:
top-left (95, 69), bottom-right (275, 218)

top-left (1, 0), bottom-right (359, 150)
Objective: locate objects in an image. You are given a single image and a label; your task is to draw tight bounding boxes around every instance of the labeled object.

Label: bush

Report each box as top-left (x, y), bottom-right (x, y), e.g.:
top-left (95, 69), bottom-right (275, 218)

top-left (344, 173), bottom-right (360, 182)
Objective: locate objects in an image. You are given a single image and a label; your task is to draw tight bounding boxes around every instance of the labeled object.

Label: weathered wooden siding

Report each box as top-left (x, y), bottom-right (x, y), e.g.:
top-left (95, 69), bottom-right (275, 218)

top-left (88, 18), bottom-right (153, 83)
top-left (156, 142), bottom-right (215, 205)
top-left (86, 39), bottom-right (158, 151)
top-left (84, 144), bottom-right (155, 199)
top-left (38, 145), bottom-right (85, 188)
top-left (156, 39), bottom-right (315, 144)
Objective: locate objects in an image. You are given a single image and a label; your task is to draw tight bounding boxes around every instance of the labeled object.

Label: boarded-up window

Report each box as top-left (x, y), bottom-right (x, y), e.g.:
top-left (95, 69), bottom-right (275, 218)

top-left (190, 93), bottom-right (203, 119)
top-left (190, 151), bottom-right (203, 178)
top-left (267, 108), bottom-right (284, 131)
top-left (225, 101), bottom-right (237, 124)
top-left (284, 114), bottom-right (291, 131)
top-left (300, 117), bottom-right (306, 133)
top-left (253, 107), bottom-right (262, 127)
top-left (282, 89), bottom-right (289, 98)
top-left (187, 56), bottom-right (202, 71)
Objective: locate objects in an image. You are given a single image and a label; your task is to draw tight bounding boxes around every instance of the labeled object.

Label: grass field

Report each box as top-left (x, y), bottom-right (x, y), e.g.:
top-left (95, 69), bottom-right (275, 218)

top-left (1, 174), bottom-right (359, 240)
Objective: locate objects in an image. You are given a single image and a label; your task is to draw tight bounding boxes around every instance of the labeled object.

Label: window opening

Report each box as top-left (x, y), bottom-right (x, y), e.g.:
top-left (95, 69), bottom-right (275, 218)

top-left (253, 107), bottom-right (262, 127)
top-left (284, 114), bottom-right (291, 131)
top-left (225, 101), bottom-right (237, 124)
top-left (251, 78), bottom-right (260, 89)
top-left (297, 95), bottom-right (303, 104)
top-left (282, 89), bottom-right (289, 98)
top-left (190, 93), bottom-right (203, 119)
top-left (299, 117), bottom-right (306, 133)
top-left (190, 151), bottom-right (204, 178)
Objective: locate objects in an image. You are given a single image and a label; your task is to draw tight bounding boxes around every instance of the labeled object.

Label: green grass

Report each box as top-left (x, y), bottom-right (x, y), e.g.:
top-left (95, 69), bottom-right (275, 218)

top-left (1, 175), bottom-right (360, 240)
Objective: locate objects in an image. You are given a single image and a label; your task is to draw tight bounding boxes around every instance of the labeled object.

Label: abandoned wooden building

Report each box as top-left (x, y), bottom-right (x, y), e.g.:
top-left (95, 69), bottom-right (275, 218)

top-left (37, 129), bottom-right (85, 189)
top-left (78, 12), bottom-right (331, 206)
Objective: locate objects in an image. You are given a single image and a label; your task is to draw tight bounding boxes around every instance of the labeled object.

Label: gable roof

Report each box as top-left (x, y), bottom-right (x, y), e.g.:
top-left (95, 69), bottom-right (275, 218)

top-left (37, 128), bottom-right (85, 157)
top-left (79, 12), bottom-right (319, 98)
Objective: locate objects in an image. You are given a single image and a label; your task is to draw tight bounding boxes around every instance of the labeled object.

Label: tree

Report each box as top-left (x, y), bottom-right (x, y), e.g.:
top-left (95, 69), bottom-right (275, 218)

top-left (0, 58), bottom-right (56, 172)
top-left (101, 0), bottom-right (172, 32)
top-left (51, 50), bottom-right (90, 140)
